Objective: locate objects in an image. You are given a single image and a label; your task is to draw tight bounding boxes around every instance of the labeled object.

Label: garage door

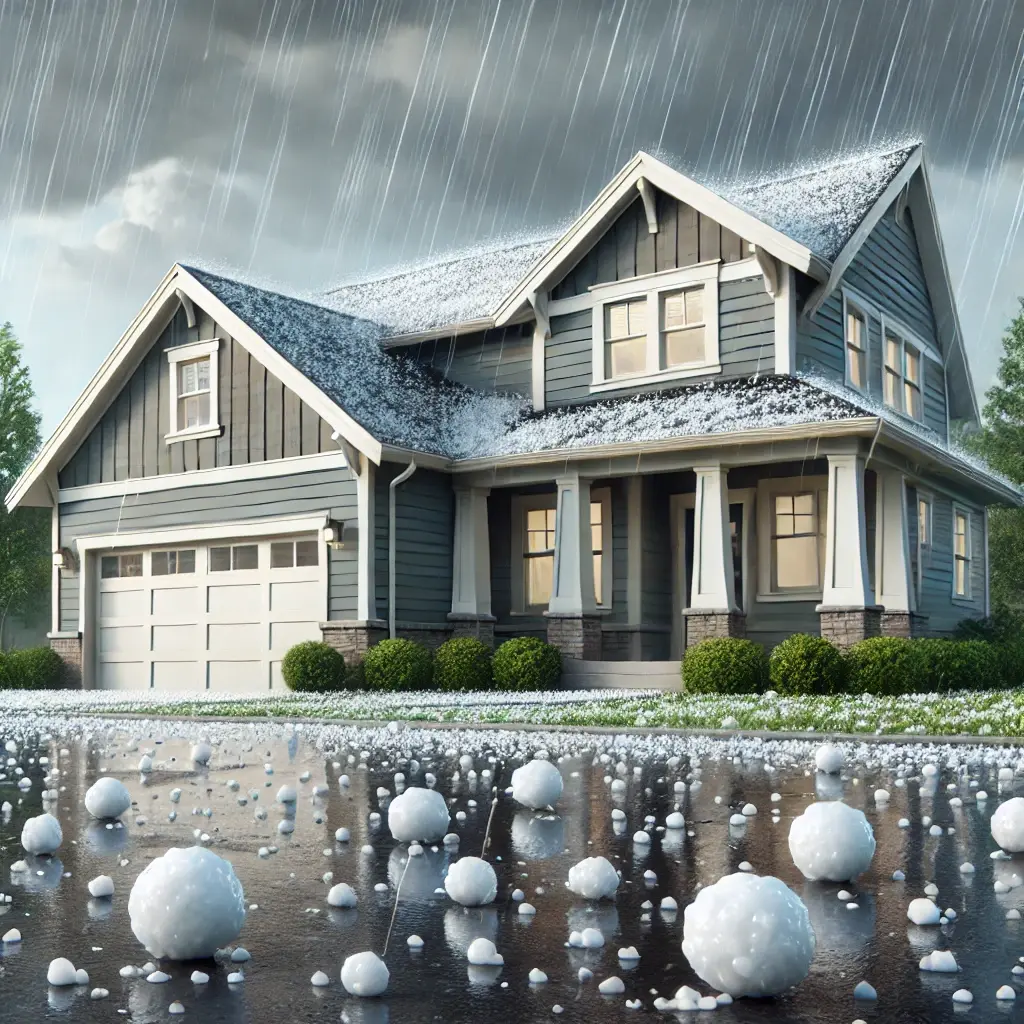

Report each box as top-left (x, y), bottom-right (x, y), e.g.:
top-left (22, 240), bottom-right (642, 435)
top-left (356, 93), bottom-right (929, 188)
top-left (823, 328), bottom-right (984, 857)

top-left (95, 531), bottom-right (326, 692)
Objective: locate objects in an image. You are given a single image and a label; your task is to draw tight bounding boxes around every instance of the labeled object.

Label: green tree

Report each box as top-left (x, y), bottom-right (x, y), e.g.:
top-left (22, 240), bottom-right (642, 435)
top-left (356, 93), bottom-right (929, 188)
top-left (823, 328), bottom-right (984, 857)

top-left (968, 300), bottom-right (1024, 611)
top-left (0, 323), bottom-right (49, 648)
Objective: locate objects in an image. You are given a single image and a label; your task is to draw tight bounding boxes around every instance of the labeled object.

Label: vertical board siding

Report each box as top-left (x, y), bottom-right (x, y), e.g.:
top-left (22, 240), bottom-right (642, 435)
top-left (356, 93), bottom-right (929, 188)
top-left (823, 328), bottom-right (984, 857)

top-left (550, 190), bottom-right (749, 299)
top-left (58, 304), bottom-right (335, 488)
top-left (545, 278), bottom-right (773, 407)
top-left (374, 467), bottom-right (453, 625)
top-left (609, 480), bottom-right (628, 623)
top-left (407, 325), bottom-right (532, 396)
top-left (641, 475), bottom-right (673, 626)
top-left (57, 467), bottom-right (358, 631)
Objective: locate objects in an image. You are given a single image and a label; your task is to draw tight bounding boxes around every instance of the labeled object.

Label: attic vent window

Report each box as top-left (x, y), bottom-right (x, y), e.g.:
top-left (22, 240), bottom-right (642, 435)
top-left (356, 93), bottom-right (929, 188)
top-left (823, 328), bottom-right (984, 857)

top-left (165, 338), bottom-right (222, 445)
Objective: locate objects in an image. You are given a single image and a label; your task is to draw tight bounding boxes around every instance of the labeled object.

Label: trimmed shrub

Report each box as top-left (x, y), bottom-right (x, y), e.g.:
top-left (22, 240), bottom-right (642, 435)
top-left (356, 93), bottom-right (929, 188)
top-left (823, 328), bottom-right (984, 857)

top-left (769, 633), bottom-right (847, 695)
top-left (0, 646), bottom-right (65, 690)
top-left (845, 637), bottom-right (926, 696)
top-left (434, 637), bottom-right (493, 691)
top-left (492, 636), bottom-right (561, 692)
top-left (996, 639), bottom-right (1024, 690)
top-left (363, 638), bottom-right (434, 691)
top-left (915, 638), bottom-right (1000, 693)
top-left (954, 605), bottom-right (1023, 645)
top-left (281, 641), bottom-right (346, 693)
top-left (682, 638), bottom-right (769, 695)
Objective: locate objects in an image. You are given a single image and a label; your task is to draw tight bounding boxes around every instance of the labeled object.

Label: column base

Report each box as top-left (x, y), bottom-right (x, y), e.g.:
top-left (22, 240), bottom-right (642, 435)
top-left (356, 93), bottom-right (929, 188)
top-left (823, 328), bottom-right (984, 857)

top-left (544, 613), bottom-right (602, 660)
top-left (447, 614), bottom-right (496, 649)
top-left (880, 611), bottom-right (929, 639)
top-left (683, 610), bottom-right (746, 648)
top-left (47, 631), bottom-right (81, 688)
top-left (320, 620), bottom-right (388, 664)
top-left (395, 623), bottom-right (452, 651)
top-left (816, 606), bottom-right (882, 649)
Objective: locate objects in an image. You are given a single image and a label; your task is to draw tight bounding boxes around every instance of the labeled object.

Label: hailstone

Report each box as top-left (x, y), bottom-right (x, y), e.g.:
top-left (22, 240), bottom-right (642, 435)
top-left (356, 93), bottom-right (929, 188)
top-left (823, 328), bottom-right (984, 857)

top-left (88, 875), bottom-right (114, 898)
top-left (567, 856), bottom-right (619, 900)
top-left (128, 847), bottom-right (245, 959)
top-left (47, 958), bottom-right (78, 986)
top-left (814, 744), bottom-right (844, 775)
top-left (788, 802), bottom-right (875, 881)
top-left (991, 797), bottom-right (1024, 852)
top-left (340, 951), bottom-right (389, 996)
top-left (681, 872), bottom-right (815, 997)
top-left (467, 938), bottom-right (503, 965)
top-left (84, 778), bottom-right (132, 820)
top-left (444, 856), bottom-right (497, 906)
top-left (511, 760), bottom-right (563, 810)
top-left (387, 787), bottom-right (450, 843)
top-left (327, 883), bottom-right (358, 908)
top-left (21, 813), bottom-right (62, 855)
top-left (191, 741), bottom-right (212, 764)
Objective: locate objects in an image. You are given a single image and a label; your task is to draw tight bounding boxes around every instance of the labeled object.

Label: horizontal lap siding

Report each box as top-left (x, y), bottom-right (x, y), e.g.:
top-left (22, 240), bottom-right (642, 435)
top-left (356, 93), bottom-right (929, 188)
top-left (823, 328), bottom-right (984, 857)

top-left (375, 468), bottom-right (453, 625)
top-left (924, 360), bottom-right (947, 436)
top-left (57, 467), bottom-right (358, 631)
top-left (546, 310), bottom-right (592, 405)
top-left (746, 601), bottom-right (820, 649)
top-left (58, 306), bottom-right (333, 488)
top-left (407, 326), bottom-right (532, 396)
top-left (609, 481), bottom-right (627, 623)
top-left (918, 493), bottom-right (985, 634)
top-left (641, 476), bottom-right (673, 627)
top-left (796, 292), bottom-right (845, 378)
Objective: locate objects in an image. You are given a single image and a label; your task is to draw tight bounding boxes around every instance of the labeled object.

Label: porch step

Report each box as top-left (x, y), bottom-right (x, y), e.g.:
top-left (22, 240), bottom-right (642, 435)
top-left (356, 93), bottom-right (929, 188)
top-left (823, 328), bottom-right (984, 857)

top-left (562, 659), bottom-right (682, 691)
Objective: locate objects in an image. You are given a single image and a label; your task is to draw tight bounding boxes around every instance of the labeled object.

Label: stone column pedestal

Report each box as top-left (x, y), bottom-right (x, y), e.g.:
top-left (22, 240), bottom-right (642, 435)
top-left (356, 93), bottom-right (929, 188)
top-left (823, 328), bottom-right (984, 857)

top-left (48, 631), bottom-right (82, 688)
top-left (817, 606), bottom-right (882, 648)
top-left (447, 614), bottom-right (496, 649)
top-left (880, 611), bottom-right (929, 639)
top-left (545, 613), bottom-right (602, 660)
top-left (320, 620), bottom-right (388, 663)
top-left (683, 610), bottom-right (747, 648)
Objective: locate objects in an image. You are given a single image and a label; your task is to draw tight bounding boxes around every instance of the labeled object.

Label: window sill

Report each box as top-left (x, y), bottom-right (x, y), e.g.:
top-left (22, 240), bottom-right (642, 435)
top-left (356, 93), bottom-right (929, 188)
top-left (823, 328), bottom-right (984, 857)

top-left (881, 403), bottom-right (925, 428)
top-left (164, 424), bottom-right (223, 445)
top-left (755, 591), bottom-right (823, 603)
top-left (590, 364), bottom-right (722, 394)
top-left (951, 595), bottom-right (974, 606)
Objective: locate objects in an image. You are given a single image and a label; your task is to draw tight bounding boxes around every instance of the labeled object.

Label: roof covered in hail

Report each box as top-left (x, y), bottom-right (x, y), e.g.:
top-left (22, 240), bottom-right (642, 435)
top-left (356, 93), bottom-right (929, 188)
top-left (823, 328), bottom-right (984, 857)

top-left (716, 144), bottom-right (919, 263)
top-left (319, 235), bottom-right (556, 336)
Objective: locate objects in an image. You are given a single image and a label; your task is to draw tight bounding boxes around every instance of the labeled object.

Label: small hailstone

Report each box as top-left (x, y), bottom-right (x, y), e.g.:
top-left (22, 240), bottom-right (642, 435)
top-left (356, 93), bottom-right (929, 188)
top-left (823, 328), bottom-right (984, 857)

top-left (406, 935), bottom-right (424, 949)
top-left (529, 969), bottom-right (548, 984)
top-left (853, 981), bottom-right (877, 1000)
top-left (598, 976), bottom-right (625, 995)
top-left (581, 928), bottom-right (604, 949)
top-left (838, 890), bottom-right (853, 901)
top-left (632, 831), bottom-right (651, 845)
top-left (227, 971), bottom-right (245, 984)
top-left (311, 971), bottom-right (330, 986)
top-left (907, 898), bottom-right (941, 925)
top-left (191, 971), bottom-right (209, 984)
top-left (898, 818), bottom-right (910, 829)
top-left (919, 950), bottom-right (958, 972)
top-left (729, 813), bottom-right (746, 826)
top-left (997, 985), bottom-right (1016, 1001)
top-left (146, 971), bottom-right (171, 983)
top-left (924, 883), bottom-right (939, 897)
top-left (738, 861), bottom-right (753, 872)
top-left (47, 959), bottom-right (78, 986)
top-left (874, 789), bottom-right (890, 803)
top-left (335, 828), bottom-right (350, 842)
top-left (928, 825), bottom-right (943, 837)
top-left (1008, 909), bottom-right (1021, 920)
top-left (90, 988), bottom-right (109, 1000)
top-left (618, 946), bottom-right (640, 961)
top-left (578, 968), bottom-right (593, 982)
top-left (374, 883), bottom-right (389, 893)
top-left (959, 862), bottom-right (975, 874)
top-left (119, 966), bottom-right (141, 978)
top-left (230, 947), bottom-right (250, 962)
top-left (75, 969), bottom-right (90, 985)
top-left (2, 929), bottom-right (21, 943)
top-left (361, 844), bottom-right (374, 855)
top-left (519, 903), bottom-right (537, 916)
top-left (952, 989), bottom-right (973, 1004)
top-left (741, 803), bottom-right (757, 816)
top-left (660, 896), bottom-right (678, 911)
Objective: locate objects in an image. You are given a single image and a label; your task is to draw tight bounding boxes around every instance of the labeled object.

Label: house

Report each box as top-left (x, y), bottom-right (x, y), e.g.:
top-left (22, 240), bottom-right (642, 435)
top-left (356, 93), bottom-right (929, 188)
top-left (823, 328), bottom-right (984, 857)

top-left (8, 144), bottom-right (1020, 692)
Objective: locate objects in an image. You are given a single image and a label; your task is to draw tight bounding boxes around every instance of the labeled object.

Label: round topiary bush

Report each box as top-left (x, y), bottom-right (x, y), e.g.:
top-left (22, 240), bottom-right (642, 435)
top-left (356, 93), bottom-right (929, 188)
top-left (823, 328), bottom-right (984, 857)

top-left (433, 636), bottom-right (493, 691)
top-left (682, 638), bottom-right (769, 695)
top-left (281, 641), bottom-right (346, 693)
top-left (0, 647), bottom-right (65, 690)
top-left (492, 636), bottom-right (561, 692)
top-left (845, 636), bottom-right (926, 696)
top-left (363, 638), bottom-right (434, 691)
top-left (769, 633), bottom-right (847, 695)
top-left (915, 638), bottom-right (1000, 693)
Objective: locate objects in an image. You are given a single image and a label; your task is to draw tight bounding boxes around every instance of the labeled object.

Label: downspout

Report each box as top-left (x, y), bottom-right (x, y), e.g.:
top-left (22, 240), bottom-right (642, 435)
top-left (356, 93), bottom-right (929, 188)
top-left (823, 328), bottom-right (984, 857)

top-left (388, 461), bottom-right (417, 639)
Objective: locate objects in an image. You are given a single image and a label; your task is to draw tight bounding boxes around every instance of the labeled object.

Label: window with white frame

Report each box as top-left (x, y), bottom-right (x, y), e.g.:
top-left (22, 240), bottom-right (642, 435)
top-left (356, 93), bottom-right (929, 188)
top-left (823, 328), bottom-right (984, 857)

top-left (100, 552), bottom-right (143, 579)
top-left (270, 537), bottom-right (319, 568)
top-left (209, 543), bottom-right (259, 572)
top-left (166, 339), bottom-right (221, 440)
top-left (845, 304), bottom-right (868, 392)
top-left (151, 549), bottom-right (196, 576)
top-left (513, 490), bottom-right (611, 611)
top-left (591, 264), bottom-right (719, 392)
top-left (916, 492), bottom-right (932, 603)
top-left (756, 479), bottom-right (828, 597)
top-left (953, 507), bottom-right (971, 599)
top-left (884, 328), bottom-right (923, 420)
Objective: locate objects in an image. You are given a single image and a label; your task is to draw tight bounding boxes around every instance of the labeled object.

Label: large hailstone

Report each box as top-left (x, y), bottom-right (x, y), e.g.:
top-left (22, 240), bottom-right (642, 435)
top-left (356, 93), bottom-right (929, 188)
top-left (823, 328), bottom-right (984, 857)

top-left (444, 857), bottom-right (497, 906)
top-left (682, 872), bottom-right (815, 997)
top-left (85, 778), bottom-right (132, 820)
top-left (511, 759), bottom-right (563, 810)
top-left (567, 857), bottom-right (619, 900)
top-left (814, 744), bottom-right (845, 775)
top-left (128, 847), bottom-right (245, 959)
top-left (991, 797), bottom-right (1024, 852)
top-left (788, 802), bottom-right (875, 882)
top-left (387, 787), bottom-right (450, 843)
top-left (21, 813), bottom-right (62, 855)
top-left (340, 951), bottom-right (389, 996)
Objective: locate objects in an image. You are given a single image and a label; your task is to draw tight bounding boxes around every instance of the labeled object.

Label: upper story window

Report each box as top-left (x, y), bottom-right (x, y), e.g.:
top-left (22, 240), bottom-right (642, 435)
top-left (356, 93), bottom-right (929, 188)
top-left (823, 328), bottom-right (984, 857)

top-left (591, 263), bottom-right (719, 394)
top-left (166, 339), bottom-right (221, 443)
top-left (953, 507), bottom-right (971, 599)
top-left (884, 329), bottom-right (923, 421)
top-left (845, 305), bottom-right (868, 392)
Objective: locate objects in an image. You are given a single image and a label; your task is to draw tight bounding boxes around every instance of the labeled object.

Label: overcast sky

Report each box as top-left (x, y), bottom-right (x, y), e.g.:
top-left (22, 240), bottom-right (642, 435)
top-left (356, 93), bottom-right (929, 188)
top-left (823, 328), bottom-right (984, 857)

top-left (1, 0), bottom-right (1022, 434)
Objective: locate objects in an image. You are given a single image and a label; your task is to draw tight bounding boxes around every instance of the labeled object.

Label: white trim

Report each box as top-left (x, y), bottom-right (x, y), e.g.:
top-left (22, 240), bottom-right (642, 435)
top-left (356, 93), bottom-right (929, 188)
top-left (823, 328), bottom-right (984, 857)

top-left (76, 512), bottom-right (331, 554)
top-left (914, 487), bottom-right (933, 608)
top-left (719, 257), bottom-right (763, 282)
top-left (165, 425), bottom-right (222, 445)
top-left (839, 289), bottom-right (941, 365)
top-left (590, 364), bottom-right (723, 394)
top-left (879, 315), bottom-right (926, 425)
top-left (821, 454), bottom-right (872, 608)
top-left (755, 474), bottom-right (829, 601)
top-left (587, 260), bottom-right (720, 301)
top-left (875, 470), bottom-right (913, 613)
top-left (165, 338), bottom-right (219, 362)
top-left (451, 487), bottom-right (492, 617)
top-left (774, 263), bottom-right (796, 375)
top-left (529, 291), bottom-right (549, 413)
top-left (753, 247), bottom-right (778, 297)
top-left (174, 288), bottom-right (197, 328)
top-left (689, 464), bottom-right (738, 611)
top-left (166, 336), bottom-right (220, 439)
top-left (841, 290), bottom-right (871, 396)
top-left (952, 503), bottom-right (973, 602)
top-left (57, 450), bottom-right (351, 504)
top-left (356, 457), bottom-right (376, 621)
top-left (49, 477), bottom-right (60, 634)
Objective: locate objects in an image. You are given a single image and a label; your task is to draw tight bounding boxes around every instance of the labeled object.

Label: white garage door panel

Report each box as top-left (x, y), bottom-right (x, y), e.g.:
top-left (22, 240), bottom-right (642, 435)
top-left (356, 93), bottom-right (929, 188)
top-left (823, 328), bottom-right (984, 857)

top-left (270, 661), bottom-right (284, 690)
top-left (99, 662), bottom-right (147, 690)
top-left (152, 624), bottom-right (199, 652)
top-left (152, 661), bottom-right (205, 690)
top-left (208, 584), bottom-right (261, 617)
top-left (100, 589), bottom-right (144, 618)
top-left (208, 622), bottom-right (262, 652)
top-left (269, 581), bottom-right (322, 618)
top-left (152, 587), bottom-right (199, 619)
top-left (270, 620), bottom-right (319, 651)
top-left (209, 661), bottom-right (263, 691)
top-left (99, 625), bottom-right (144, 653)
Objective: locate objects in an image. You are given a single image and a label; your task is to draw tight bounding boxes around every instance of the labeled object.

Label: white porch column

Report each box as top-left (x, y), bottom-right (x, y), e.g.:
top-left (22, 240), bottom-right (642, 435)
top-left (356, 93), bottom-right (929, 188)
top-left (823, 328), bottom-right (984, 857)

top-left (548, 473), bottom-right (596, 615)
top-left (821, 453), bottom-right (872, 608)
top-left (875, 470), bottom-right (914, 613)
top-left (451, 487), bottom-right (492, 616)
top-left (689, 464), bottom-right (737, 612)
top-left (356, 456), bottom-right (377, 622)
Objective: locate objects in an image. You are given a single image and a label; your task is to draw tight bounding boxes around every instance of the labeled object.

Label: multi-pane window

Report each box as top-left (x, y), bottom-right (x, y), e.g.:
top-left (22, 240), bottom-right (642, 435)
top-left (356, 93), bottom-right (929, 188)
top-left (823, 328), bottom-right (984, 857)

top-left (590, 500), bottom-right (605, 606)
top-left (177, 357), bottom-right (212, 429)
top-left (100, 552), bottom-right (143, 579)
top-left (209, 544), bottom-right (259, 572)
top-left (151, 549), bottom-right (196, 576)
top-left (918, 497), bottom-right (932, 550)
top-left (604, 299), bottom-right (647, 378)
top-left (270, 538), bottom-right (319, 568)
top-left (661, 287), bottom-right (705, 367)
top-left (954, 509), bottom-right (971, 598)
top-left (771, 492), bottom-right (824, 591)
top-left (523, 502), bottom-right (605, 609)
top-left (884, 331), bottom-right (923, 421)
top-left (845, 307), bottom-right (868, 391)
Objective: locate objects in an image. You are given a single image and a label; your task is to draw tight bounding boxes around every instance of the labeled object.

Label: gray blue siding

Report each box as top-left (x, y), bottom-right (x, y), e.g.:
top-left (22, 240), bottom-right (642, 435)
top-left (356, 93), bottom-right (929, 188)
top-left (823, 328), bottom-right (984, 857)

top-left (57, 467), bottom-right (358, 631)
top-left (405, 324), bottom-right (533, 396)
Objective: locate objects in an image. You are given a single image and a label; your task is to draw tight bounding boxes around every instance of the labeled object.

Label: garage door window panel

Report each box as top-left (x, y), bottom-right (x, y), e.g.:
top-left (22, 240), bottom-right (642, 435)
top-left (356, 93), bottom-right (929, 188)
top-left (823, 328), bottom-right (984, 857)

top-left (210, 544), bottom-right (259, 572)
top-left (101, 552), bottom-right (143, 579)
top-left (152, 549), bottom-right (196, 576)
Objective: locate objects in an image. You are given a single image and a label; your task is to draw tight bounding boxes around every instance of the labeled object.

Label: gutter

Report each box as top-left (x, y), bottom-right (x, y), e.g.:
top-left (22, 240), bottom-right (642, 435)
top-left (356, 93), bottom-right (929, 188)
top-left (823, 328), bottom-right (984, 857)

top-left (388, 461), bottom-right (418, 639)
